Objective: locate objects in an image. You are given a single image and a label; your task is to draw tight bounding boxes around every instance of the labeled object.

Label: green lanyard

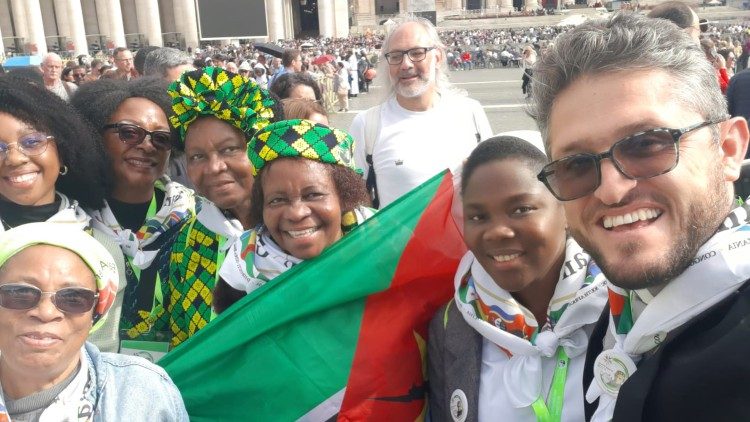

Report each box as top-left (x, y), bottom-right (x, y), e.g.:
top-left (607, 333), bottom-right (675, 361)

top-left (210, 235), bottom-right (227, 321)
top-left (530, 346), bottom-right (570, 422)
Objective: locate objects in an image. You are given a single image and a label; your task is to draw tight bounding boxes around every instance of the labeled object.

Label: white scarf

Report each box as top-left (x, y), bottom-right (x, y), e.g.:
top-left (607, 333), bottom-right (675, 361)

top-left (0, 193), bottom-right (90, 233)
top-left (219, 207), bottom-right (373, 294)
top-left (88, 177), bottom-right (195, 269)
top-left (587, 206), bottom-right (750, 421)
top-left (455, 237), bottom-right (609, 409)
top-left (0, 349), bottom-right (94, 422)
top-left (195, 199), bottom-right (244, 243)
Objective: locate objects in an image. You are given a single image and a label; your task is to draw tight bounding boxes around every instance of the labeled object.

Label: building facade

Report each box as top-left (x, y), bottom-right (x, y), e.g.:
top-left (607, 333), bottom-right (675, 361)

top-left (0, 0), bottom-right (542, 57)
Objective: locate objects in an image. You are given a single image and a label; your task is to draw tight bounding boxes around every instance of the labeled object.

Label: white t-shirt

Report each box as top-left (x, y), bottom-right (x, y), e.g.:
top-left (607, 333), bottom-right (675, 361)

top-left (478, 337), bottom-right (587, 422)
top-left (349, 94), bottom-right (492, 208)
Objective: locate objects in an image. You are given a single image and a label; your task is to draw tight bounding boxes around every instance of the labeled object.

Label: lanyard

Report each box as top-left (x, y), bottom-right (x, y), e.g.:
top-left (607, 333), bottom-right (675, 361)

top-left (211, 235), bottom-right (227, 321)
top-left (530, 346), bottom-right (570, 422)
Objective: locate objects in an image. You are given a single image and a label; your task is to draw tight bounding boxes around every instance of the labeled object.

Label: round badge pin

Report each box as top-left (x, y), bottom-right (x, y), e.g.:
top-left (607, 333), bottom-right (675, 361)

top-left (449, 389), bottom-right (468, 422)
top-left (593, 349), bottom-right (637, 396)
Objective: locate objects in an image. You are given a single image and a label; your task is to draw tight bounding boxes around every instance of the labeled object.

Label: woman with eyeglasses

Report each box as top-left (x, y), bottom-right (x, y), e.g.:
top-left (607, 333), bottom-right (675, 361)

top-left (0, 222), bottom-right (188, 421)
top-left (428, 137), bottom-right (608, 422)
top-left (163, 67), bottom-right (283, 347)
top-left (71, 77), bottom-right (196, 357)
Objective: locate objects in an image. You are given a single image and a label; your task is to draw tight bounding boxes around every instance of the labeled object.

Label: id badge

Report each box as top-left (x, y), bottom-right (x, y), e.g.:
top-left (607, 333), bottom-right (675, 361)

top-left (119, 340), bottom-right (170, 363)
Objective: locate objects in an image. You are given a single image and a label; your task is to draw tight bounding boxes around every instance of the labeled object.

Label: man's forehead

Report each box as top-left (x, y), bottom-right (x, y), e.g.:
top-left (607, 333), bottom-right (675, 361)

top-left (117, 51), bottom-right (133, 58)
top-left (389, 23), bottom-right (432, 50)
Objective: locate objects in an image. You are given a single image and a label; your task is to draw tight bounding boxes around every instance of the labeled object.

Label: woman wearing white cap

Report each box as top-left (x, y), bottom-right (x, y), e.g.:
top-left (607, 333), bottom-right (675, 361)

top-left (0, 222), bottom-right (188, 421)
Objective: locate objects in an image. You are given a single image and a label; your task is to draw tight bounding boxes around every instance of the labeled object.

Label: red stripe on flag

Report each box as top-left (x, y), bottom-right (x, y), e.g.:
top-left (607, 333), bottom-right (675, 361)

top-left (338, 172), bottom-right (467, 420)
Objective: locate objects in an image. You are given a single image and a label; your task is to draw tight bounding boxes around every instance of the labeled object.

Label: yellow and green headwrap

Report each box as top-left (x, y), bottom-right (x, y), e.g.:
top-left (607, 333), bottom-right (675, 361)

top-left (248, 119), bottom-right (361, 176)
top-left (168, 66), bottom-right (276, 142)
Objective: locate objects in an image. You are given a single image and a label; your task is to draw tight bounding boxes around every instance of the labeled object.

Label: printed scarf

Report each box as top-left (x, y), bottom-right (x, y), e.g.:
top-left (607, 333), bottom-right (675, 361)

top-left (455, 237), bottom-right (608, 409)
top-left (219, 207), bottom-right (373, 294)
top-left (0, 192), bottom-right (90, 232)
top-left (89, 177), bottom-right (196, 269)
top-left (0, 348), bottom-right (94, 422)
top-left (587, 201), bottom-right (750, 421)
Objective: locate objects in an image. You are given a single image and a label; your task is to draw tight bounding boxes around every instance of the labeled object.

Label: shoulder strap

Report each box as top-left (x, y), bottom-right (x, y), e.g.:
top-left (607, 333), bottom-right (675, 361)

top-left (364, 104), bottom-right (383, 208)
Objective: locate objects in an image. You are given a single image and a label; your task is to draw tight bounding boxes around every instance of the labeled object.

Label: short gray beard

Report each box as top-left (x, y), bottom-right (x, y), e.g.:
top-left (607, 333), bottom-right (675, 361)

top-left (571, 165), bottom-right (730, 290)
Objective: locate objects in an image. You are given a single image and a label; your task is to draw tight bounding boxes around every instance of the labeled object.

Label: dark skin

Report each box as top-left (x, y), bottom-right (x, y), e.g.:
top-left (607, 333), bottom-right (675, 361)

top-left (462, 158), bottom-right (567, 324)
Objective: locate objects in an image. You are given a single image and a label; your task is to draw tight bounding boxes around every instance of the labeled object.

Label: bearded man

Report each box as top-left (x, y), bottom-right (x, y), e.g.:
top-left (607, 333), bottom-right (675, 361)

top-left (349, 16), bottom-right (492, 208)
top-left (531, 12), bottom-right (750, 421)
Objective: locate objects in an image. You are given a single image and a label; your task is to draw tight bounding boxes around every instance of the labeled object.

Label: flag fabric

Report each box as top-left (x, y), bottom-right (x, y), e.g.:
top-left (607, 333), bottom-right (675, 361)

top-left (159, 170), bottom-right (466, 421)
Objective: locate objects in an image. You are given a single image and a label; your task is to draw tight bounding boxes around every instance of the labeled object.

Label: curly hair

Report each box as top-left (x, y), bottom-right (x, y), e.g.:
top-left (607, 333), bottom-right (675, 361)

top-left (0, 76), bottom-right (110, 209)
top-left (248, 158), bottom-right (370, 227)
top-left (71, 76), bottom-right (173, 132)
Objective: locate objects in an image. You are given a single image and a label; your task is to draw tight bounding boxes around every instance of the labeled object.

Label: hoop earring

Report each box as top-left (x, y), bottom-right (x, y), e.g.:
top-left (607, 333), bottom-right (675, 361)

top-left (59, 165), bottom-right (69, 176)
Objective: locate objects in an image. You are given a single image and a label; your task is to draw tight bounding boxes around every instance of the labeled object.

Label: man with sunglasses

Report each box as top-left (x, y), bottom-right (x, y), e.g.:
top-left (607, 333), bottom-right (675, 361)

top-left (531, 13), bottom-right (750, 422)
top-left (349, 15), bottom-right (491, 208)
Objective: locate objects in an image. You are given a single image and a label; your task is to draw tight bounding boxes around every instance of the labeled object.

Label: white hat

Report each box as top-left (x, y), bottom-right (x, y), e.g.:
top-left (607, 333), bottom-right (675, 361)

top-left (239, 61), bottom-right (251, 71)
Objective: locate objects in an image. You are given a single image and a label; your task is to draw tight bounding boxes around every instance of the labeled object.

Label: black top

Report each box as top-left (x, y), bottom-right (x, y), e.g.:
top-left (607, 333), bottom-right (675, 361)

top-left (584, 280), bottom-right (750, 422)
top-left (107, 189), bottom-right (165, 232)
top-left (0, 197), bottom-right (62, 229)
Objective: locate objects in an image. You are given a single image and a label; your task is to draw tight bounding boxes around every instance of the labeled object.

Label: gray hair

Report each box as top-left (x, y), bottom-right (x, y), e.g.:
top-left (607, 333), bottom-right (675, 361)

top-left (530, 12), bottom-right (726, 150)
top-left (377, 14), bottom-right (462, 99)
top-left (143, 47), bottom-right (192, 78)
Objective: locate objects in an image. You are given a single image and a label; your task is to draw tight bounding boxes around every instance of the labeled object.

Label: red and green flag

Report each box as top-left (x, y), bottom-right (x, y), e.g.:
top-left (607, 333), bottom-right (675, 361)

top-left (159, 170), bottom-right (466, 421)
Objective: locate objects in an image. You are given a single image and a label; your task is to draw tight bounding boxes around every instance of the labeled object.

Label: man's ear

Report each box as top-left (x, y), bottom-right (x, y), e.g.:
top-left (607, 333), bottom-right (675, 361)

top-left (719, 116), bottom-right (750, 182)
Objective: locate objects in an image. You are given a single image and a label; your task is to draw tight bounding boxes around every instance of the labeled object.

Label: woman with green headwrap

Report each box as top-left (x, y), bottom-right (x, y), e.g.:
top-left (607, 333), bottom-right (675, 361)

top-left (164, 67), bottom-right (284, 346)
top-left (215, 119), bottom-right (372, 312)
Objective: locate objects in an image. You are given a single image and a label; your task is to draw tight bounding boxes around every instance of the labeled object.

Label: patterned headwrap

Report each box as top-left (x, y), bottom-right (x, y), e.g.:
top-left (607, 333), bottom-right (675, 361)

top-left (168, 66), bottom-right (276, 142)
top-left (0, 222), bottom-right (119, 332)
top-left (248, 119), bottom-right (360, 176)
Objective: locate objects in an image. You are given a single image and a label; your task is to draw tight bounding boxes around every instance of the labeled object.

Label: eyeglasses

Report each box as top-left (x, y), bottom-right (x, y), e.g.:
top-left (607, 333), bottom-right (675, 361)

top-left (0, 284), bottom-right (98, 314)
top-left (537, 120), bottom-right (722, 201)
top-left (0, 134), bottom-right (54, 160)
top-left (384, 47), bottom-right (435, 65)
top-left (103, 123), bottom-right (173, 151)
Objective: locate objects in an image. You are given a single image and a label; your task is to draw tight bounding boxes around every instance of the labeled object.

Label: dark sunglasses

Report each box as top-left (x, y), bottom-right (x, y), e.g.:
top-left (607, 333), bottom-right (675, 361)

top-left (537, 120), bottom-right (722, 201)
top-left (103, 123), bottom-right (172, 151)
top-left (0, 283), bottom-right (98, 314)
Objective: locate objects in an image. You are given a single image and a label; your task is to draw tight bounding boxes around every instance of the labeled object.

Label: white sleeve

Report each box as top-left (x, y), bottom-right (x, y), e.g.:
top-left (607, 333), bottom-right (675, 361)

top-left (472, 100), bottom-right (493, 141)
top-left (349, 111), bottom-right (369, 179)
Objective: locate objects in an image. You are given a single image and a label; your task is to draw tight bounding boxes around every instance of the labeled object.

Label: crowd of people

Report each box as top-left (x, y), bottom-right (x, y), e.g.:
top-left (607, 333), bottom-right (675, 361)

top-left (0, 2), bottom-right (750, 420)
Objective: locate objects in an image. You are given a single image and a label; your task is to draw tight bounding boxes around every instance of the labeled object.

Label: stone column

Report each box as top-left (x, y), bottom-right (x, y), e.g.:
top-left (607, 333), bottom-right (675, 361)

top-left (524, 0), bottom-right (539, 9)
top-left (66, 0), bottom-right (89, 56)
top-left (95, 0), bottom-right (110, 41)
top-left (173, 0), bottom-right (199, 50)
top-left (107, 0), bottom-right (126, 47)
top-left (53, 0), bottom-right (71, 41)
top-left (486, 0), bottom-right (499, 10)
top-left (267, 0), bottom-right (285, 41)
top-left (25, 0), bottom-right (48, 54)
top-left (317, 0), bottom-right (334, 38)
top-left (10, 0), bottom-right (29, 42)
top-left (135, 0), bottom-right (163, 46)
top-left (498, 0), bottom-right (513, 12)
top-left (333, 0), bottom-right (349, 38)
top-left (0, 22), bottom-right (4, 58)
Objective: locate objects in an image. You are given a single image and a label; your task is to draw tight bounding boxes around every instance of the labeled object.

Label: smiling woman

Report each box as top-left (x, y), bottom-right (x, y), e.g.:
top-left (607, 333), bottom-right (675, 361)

top-left (0, 222), bottom-right (188, 421)
top-left (428, 136), bottom-right (609, 422)
top-left (215, 119), bottom-right (371, 313)
top-left (163, 67), bottom-right (284, 347)
top-left (71, 78), bottom-right (196, 356)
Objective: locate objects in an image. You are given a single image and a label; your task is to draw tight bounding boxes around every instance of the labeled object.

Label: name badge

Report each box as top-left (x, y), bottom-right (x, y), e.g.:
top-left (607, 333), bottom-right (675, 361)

top-left (120, 340), bottom-right (170, 363)
top-left (593, 349), bottom-right (637, 396)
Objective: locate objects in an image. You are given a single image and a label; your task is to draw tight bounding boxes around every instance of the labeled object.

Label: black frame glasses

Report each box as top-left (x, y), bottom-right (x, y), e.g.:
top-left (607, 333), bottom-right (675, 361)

top-left (103, 123), bottom-right (173, 151)
top-left (384, 47), bottom-right (436, 65)
top-left (0, 134), bottom-right (54, 159)
top-left (537, 120), bottom-right (722, 201)
top-left (0, 283), bottom-right (99, 314)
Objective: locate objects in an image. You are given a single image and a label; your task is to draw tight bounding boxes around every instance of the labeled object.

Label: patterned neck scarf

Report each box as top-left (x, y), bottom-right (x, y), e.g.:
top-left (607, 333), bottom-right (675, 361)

top-left (0, 192), bottom-right (90, 233)
top-left (219, 207), bottom-right (373, 294)
top-left (89, 177), bottom-right (196, 269)
top-left (455, 237), bottom-right (609, 408)
top-left (587, 201), bottom-right (750, 421)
